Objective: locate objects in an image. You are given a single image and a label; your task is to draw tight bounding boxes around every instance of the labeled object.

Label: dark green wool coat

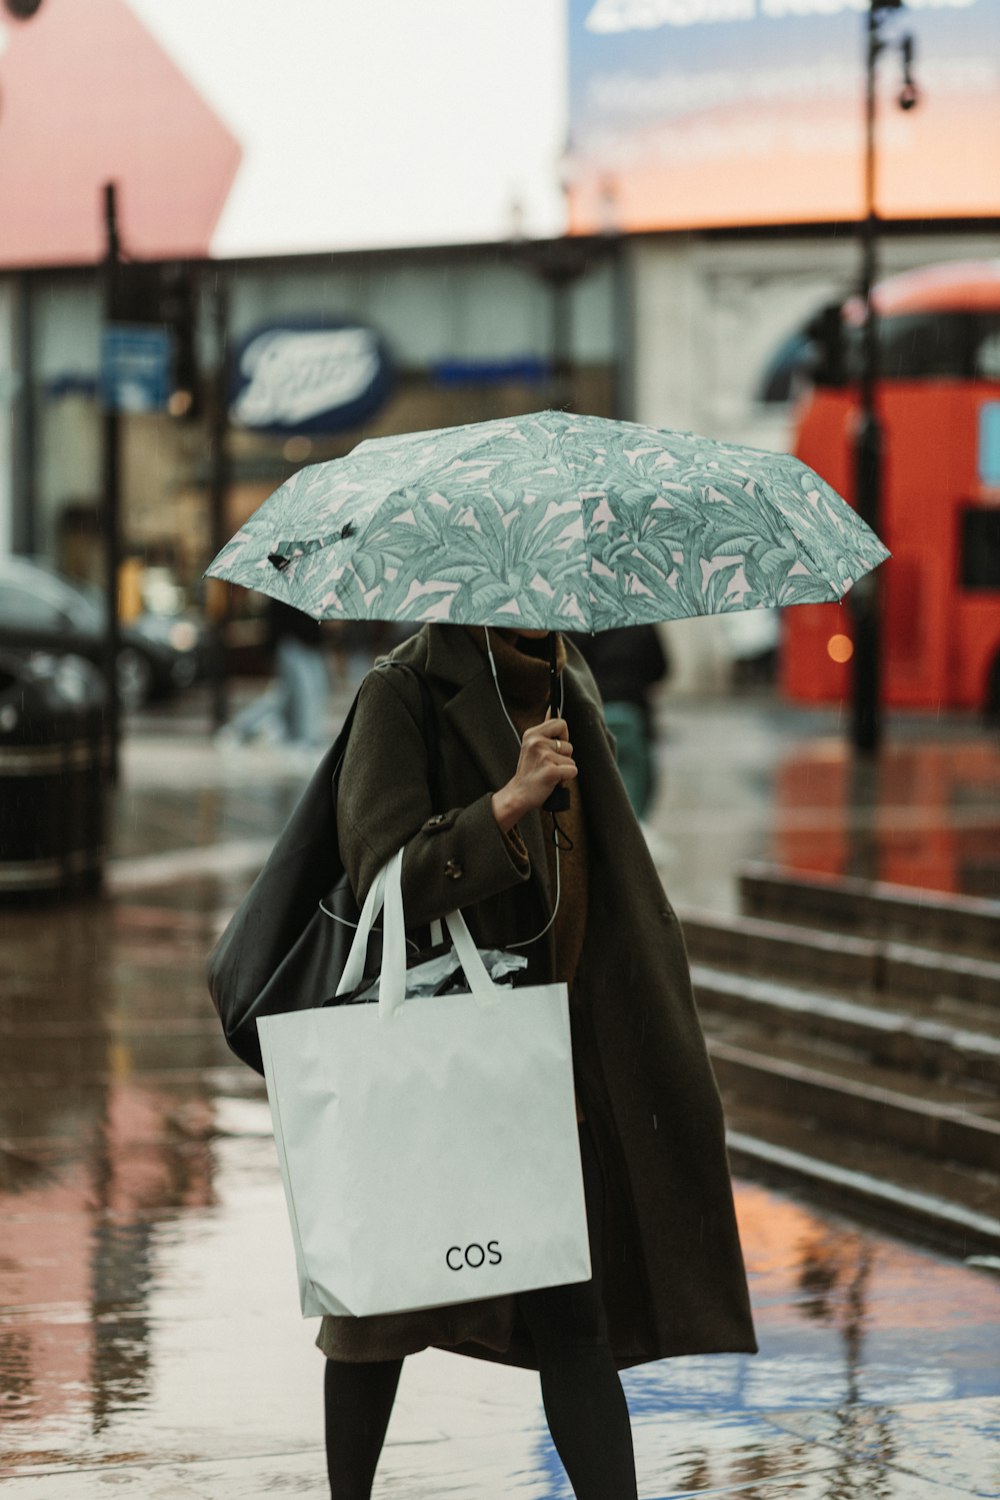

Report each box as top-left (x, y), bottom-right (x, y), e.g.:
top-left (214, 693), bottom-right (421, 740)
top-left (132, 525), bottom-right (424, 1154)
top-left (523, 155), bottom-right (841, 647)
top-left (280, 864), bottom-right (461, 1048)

top-left (316, 623), bottom-right (757, 1370)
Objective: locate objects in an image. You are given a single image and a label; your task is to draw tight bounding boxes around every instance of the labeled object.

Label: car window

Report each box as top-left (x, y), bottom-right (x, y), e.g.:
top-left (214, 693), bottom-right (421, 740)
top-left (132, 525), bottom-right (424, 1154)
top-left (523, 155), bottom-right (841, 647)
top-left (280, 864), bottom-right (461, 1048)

top-left (0, 582), bottom-right (64, 630)
top-left (1, 564), bottom-right (100, 626)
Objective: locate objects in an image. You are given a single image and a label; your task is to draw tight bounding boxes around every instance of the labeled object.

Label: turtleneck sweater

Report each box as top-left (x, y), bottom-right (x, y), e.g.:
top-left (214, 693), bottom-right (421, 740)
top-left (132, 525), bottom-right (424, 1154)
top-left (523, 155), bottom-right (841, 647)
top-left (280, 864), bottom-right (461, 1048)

top-left (465, 628), bottom-right (590, 1122)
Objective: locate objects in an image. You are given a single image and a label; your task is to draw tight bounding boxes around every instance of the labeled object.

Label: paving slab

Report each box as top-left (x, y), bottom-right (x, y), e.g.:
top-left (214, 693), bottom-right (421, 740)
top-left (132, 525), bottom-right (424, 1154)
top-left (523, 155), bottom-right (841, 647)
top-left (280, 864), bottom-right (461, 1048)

top-left (4, 692), bottom-right (1000, 1496)
top-left (2, 1084), bottom-right (997, 1497)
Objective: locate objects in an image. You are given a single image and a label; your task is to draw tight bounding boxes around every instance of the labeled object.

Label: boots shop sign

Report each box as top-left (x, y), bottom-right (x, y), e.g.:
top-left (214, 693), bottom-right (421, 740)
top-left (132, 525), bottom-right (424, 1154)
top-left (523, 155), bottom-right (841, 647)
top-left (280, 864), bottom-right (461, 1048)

top-left (229, 320), bottom-right (394, 436)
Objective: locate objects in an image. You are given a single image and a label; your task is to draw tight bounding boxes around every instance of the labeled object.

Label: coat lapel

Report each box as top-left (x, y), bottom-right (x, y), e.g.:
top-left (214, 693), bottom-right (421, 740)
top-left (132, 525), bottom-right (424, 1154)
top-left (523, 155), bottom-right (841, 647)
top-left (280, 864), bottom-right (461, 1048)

top-left (561, 653), bottom-right (616, 785)
top-left (560, 654), bottom-right (631, 865)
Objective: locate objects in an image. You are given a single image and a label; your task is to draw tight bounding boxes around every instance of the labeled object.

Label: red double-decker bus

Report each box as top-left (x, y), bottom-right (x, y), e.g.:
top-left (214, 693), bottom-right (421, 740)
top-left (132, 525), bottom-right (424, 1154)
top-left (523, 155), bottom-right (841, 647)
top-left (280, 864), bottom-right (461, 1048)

top-left (782, 262), bottom-right (1000, 717)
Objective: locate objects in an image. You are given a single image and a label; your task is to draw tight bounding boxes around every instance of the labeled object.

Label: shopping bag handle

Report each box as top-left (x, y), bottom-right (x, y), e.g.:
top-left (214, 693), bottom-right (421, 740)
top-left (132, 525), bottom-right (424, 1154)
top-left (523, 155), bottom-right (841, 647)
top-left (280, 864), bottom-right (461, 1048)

top-left (335, 848), bottom-right (503, 1018)
top-left (440, 908), bottom-right (503, 1012)
top-left (335, 853), bottom-right (400, 1001)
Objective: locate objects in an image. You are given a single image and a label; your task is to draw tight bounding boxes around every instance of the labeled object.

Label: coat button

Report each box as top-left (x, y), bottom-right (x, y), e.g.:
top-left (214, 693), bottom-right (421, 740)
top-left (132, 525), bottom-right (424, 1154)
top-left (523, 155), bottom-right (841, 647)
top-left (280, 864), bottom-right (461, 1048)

top-left (426, 813), bottom-right (447, 829)
top-left (444, 859), bottom-right (464, 881)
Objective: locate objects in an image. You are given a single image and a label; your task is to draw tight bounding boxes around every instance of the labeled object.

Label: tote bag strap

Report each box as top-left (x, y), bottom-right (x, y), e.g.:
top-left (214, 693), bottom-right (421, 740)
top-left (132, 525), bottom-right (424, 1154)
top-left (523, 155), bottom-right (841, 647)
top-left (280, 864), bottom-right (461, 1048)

top-left (376, 849), bottom-right (502, 1019)
top-left (336, 848), bottom-right (503, 1018)
top-left (441, 908), bottom-right (503, 1013)
top-left (334, 851), bottom-right (397, 999)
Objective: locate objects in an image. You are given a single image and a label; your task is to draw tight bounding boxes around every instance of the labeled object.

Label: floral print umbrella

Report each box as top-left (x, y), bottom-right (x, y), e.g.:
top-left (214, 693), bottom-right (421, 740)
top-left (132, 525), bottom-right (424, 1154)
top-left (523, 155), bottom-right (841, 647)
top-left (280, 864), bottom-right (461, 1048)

top-left (205, 410), bottom-right (889, 632)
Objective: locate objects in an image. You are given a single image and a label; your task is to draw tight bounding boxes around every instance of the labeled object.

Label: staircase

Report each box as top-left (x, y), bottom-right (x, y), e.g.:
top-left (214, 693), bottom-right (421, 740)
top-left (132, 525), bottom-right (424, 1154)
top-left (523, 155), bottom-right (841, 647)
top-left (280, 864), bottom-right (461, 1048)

top-left (682, 863), bottom-right (1000, 1257)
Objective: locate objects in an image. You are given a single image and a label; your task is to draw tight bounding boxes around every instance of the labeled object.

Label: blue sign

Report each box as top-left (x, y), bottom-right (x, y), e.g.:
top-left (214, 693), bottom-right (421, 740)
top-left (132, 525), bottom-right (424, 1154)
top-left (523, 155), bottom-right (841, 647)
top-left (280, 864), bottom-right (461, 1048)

top-left (100, 324), bottom-right (173, 413)
top-left (431, 357), bottom-right (551, 387)
top-left (979, 402), bottom-right (1000, 489)
top-left (229, 318), bottom-right (394, 436)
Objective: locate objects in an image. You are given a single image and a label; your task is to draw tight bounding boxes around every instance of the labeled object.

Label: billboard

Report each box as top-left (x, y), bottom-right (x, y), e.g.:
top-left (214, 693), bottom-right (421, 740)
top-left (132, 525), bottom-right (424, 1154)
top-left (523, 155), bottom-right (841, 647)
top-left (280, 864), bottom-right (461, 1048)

top-left (566, 0), bottom-right (1000, 232)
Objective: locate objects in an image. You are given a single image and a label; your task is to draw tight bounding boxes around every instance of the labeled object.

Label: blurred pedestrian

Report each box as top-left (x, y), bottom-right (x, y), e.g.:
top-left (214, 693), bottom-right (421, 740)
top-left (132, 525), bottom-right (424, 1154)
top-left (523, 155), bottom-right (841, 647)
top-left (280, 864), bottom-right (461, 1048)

top-left (318, 621), bottom-right (754, 1499)
top-left (218, 598), bottom-right (329, 750)
top-left (271, 598), bottom-right (328, 746)
top-left (571, 624), bottom-right (669, 819)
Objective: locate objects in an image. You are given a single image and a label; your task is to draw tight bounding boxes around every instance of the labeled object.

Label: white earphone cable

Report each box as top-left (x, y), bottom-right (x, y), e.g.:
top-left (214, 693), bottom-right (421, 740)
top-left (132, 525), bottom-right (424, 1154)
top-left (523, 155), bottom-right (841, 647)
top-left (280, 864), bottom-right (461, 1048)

top-left (484, 625), bottom-right (562, 950)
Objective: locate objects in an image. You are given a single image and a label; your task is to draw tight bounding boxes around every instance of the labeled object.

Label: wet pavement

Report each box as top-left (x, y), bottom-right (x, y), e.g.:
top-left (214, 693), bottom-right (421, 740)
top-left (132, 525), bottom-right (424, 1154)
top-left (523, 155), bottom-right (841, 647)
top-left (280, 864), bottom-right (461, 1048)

top-left (2, 683), bottom-right (999, 1497)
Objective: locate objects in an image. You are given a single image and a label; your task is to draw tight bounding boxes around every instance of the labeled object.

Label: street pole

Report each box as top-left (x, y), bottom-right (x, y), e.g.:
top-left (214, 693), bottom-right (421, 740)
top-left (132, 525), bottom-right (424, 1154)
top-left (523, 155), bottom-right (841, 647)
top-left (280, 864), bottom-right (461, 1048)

top-left (100, 181), bottom-right (122, 783)
top-left (521, 239), bottom-right (589, 413)
top-left (850, 0), bottom-right (917, 753)
top-left (612, 239), bottom-right (634, 423)
top-left (850, 0), bottom-right (886, 756)
top-left (206, 274), bottom-right (231, 731)
top-left (548, 255), bottom-right (578, 414)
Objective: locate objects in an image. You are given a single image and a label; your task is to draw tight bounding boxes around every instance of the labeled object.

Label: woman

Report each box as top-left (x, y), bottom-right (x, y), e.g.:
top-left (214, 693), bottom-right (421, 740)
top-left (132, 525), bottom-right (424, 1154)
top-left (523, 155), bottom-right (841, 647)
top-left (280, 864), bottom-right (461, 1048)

top-left (320, 621), bottom-right (756, 1498)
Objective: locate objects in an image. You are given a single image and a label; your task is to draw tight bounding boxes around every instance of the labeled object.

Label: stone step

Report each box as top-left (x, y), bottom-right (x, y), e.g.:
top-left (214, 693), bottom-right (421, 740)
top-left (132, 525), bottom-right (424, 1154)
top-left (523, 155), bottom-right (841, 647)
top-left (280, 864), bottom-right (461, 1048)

top-left (724, 1100), bottom-right (1000, 1258)
top-left (681, 906), bottom-right (877, 989)
top-left (880, 941), bottom-right (1000, 1015)
top-left (738, 862), bottom-right (1000, 959)
top-left (707, 1037), bottom-right (1000, 1174)
top-left (679, 904), bottom-right (1000, 1014)
top-left (693, 963), bottom-right (1000, 1091)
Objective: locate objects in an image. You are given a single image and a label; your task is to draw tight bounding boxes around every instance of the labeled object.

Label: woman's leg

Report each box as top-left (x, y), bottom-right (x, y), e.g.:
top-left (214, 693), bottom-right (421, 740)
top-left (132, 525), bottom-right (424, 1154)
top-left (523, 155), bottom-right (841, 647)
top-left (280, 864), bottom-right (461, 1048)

top-left (516, 1122), bottom-right (638, 1499)
top-left (324, 1356), bottom-right (404, 1499)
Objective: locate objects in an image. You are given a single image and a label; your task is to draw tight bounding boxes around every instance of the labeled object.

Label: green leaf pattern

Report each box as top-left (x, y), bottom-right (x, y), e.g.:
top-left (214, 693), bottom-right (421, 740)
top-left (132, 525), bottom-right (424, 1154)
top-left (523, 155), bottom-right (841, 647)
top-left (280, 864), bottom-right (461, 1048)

top-left (207, 411), bottom-right (889, 630)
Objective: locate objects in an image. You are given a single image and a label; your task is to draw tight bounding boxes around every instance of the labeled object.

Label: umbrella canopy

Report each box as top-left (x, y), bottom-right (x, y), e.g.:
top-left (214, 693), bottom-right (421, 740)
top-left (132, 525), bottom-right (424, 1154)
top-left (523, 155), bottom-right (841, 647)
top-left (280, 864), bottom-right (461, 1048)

top-left (206, 410), bottom-right (889, 632)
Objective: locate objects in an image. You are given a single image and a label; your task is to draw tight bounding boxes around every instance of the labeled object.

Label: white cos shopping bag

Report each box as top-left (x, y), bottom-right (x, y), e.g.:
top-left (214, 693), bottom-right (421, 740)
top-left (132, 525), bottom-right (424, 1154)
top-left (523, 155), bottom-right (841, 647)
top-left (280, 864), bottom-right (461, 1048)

top-left (257, 848), bottom-right (591, 1319)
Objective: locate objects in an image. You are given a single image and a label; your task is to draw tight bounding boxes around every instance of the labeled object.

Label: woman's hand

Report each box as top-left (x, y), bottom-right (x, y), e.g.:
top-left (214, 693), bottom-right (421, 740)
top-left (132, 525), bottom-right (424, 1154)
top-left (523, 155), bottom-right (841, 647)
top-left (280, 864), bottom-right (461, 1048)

top-left (491, 717), bottom-right (577, 832)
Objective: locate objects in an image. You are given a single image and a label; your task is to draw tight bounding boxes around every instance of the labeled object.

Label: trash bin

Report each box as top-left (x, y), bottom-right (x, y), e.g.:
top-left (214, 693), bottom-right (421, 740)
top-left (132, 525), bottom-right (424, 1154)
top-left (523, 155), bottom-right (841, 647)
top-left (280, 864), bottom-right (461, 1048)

top-left (0, 652), bottom-right (108, 899)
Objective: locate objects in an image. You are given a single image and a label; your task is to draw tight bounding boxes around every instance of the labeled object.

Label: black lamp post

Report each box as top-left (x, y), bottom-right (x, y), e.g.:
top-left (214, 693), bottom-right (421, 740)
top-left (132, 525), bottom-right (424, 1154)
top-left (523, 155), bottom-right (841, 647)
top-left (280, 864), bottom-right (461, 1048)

top-left (101, 182), bottom-right (123, 784)
top-left (851, 0), bottom-right (918, 754)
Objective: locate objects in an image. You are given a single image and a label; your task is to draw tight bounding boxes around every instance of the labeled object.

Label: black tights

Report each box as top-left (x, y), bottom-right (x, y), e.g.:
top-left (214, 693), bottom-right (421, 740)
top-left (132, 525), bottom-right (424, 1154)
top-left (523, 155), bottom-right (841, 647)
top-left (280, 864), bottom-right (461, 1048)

top-left (324, 1121), bottom-right (637, 1499)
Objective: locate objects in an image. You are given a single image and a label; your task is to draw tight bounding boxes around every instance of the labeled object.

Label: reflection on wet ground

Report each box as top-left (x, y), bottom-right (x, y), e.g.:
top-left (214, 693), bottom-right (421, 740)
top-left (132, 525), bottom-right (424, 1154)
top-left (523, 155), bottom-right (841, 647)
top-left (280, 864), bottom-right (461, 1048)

top-left (651, 700), bottom-right (1000, 912)
top-left (112, 689), bottom-right (1000, 912)
top-left (2, 1004), bottom-right (997, 1498)
top-left (2, 695), bottom-right (999, 1495)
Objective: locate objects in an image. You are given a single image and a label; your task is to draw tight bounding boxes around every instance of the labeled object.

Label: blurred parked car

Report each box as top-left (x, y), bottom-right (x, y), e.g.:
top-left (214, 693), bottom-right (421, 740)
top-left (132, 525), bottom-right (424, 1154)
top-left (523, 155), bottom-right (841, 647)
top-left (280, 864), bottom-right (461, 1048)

top-left (0, 555), bottom-right (208, 709)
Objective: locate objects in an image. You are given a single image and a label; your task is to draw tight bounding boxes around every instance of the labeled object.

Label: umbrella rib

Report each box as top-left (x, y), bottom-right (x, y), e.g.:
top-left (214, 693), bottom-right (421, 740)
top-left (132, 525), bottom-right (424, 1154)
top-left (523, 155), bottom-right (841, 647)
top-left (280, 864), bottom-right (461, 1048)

top-left (766, 470), bottom-right (856, 596)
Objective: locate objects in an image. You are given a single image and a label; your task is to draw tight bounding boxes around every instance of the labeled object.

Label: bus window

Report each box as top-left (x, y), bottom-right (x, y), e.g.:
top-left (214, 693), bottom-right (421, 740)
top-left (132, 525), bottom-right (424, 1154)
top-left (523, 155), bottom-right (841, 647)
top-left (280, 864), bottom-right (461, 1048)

top-left (760, 309), bottom-right (1000, 397)
top-left (878, 313), bottom-right (971, 379)
top-left (835, 312), bottom-right (1000, 384)
top-left (961, 510), bottom-right (1000, 590)
top-left (975, 321), bottom-right (1000, 381)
